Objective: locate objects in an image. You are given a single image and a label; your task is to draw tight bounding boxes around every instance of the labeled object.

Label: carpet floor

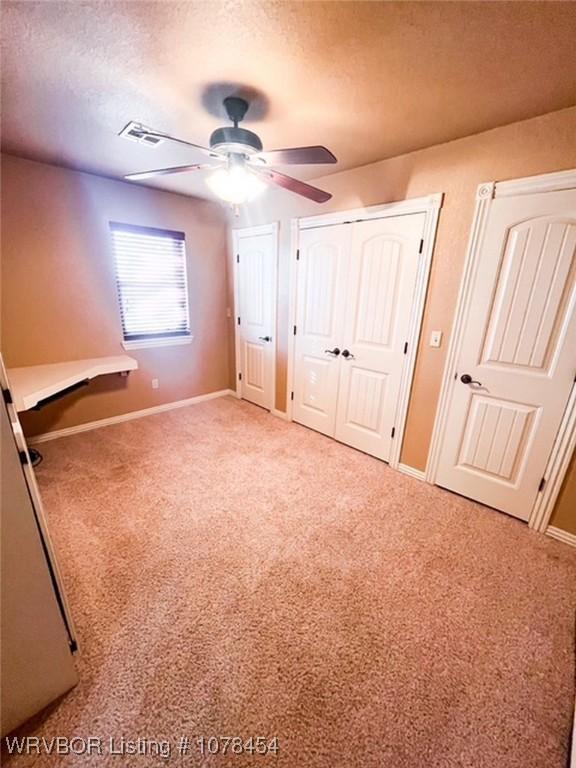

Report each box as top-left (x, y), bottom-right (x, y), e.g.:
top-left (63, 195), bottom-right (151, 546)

top-left (5, 396), bottom-right (576, 767)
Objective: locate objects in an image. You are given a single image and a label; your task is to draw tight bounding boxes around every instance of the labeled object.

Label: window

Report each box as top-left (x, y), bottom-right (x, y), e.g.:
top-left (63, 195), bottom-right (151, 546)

top-left (110, 222), bottom-right (191, 349)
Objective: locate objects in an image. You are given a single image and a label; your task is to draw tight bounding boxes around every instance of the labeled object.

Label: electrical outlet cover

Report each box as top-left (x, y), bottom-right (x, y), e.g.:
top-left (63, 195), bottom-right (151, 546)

top-left (430, 331), bottom-right (442, 348)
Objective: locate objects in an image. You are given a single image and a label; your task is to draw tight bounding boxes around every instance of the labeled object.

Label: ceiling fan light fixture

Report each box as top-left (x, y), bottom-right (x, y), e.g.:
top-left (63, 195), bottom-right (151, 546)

top-left (124, 96), bottom-right (336, 204)
top-left (206, 165), bottom-right (266, 205)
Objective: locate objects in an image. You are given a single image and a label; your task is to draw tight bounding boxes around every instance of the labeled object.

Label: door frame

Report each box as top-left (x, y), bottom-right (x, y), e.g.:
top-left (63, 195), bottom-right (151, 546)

top-left (232, 222), bottom-right (279, 412)
top-left (0, 355), bottom-right (78, 651)
top-left (287, 193), bottom-right (443, 470)
top-left (426, 169), bottom-right (576, 532)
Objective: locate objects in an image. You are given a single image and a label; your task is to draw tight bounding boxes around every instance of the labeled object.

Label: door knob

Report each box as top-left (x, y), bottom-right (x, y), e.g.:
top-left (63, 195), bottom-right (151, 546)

top-left (460, 373), bottom-right (482, 386)
top-left (341, 349), bottom-right (355, 359)
top-left (258, 336), bottom-right (272, 342)
top-left (324, 347), bottom-right (340, 356)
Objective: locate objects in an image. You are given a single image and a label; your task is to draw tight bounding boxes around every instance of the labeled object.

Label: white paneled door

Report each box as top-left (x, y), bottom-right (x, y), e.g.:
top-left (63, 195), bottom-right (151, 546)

top-left (292, 224), bottom-right (352, 435)
top-left (335, 214), bottom-right (426, 460)
top-left (235, 225), bottom-right (277, 410)
top-left (436, 187), bottom-right (576, 520)
top-left (293, 213), bottom-right (426, 462)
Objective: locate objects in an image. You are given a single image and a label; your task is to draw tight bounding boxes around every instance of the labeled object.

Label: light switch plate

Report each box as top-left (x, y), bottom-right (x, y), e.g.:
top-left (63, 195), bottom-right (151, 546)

top-left (430, 330), bottom-right (442, 348)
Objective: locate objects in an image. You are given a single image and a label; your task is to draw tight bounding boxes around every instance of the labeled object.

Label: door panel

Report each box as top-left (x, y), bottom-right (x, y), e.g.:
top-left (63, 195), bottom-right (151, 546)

top-left (236, 228), bottom-right (276, 410)
top-left (457, 396), bottom-right (538, 483)
top-left (1, 360), bottom-right (77, 736)
top-left (481, 218), bottom-right (576, 371)
top-left (341, 367), bottom-right (388, 434)
top-left (335, 214), bottom-right (426, 460)
top-left (354, 237), bottom-right (401, 346)
top-left (436, 191), bottom-right (576, 520)
top-left (293, 224), bottom-right (351, 435)
top-left (245, 342), bottom-right (265, 390)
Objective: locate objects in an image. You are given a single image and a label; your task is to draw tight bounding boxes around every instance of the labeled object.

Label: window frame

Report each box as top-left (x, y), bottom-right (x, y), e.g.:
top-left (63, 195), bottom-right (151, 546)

top-left (109, 222), bottom-right (193, 351)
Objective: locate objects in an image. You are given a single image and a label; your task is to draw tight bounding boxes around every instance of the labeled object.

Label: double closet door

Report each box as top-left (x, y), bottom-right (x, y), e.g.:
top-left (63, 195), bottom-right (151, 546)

top-left (293, 213), bottom-right (426, 462)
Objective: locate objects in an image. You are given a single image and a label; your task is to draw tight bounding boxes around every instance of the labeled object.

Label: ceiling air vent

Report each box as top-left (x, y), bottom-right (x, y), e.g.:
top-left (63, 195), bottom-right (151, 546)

top-left (119, 121), bottom-right (164, 147)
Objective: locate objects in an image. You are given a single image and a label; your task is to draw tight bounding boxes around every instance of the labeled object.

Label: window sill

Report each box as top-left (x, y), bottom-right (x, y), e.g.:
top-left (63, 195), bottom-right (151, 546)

top-left (122, 336), bottom-right (193, 351)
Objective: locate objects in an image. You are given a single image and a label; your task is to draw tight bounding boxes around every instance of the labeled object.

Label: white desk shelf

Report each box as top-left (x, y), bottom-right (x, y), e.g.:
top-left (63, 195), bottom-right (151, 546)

top-left (7, 355), bottom-right (138, 412)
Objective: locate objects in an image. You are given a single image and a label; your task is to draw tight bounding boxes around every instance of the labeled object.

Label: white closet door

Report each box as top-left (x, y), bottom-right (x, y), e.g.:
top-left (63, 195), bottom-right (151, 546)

top-left (335, 214), bottom-right (426, 460)
top-left (436, 188), bottom-right (576, 520)
top-left (292, 224), bottom-right (352, 436)
top-left (236, 227), bottom-right (276, 410)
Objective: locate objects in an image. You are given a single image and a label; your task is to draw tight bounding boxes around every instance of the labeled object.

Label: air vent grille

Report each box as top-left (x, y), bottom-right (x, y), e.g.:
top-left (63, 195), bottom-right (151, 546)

top-left (119, 121), bottom-right (164, 147)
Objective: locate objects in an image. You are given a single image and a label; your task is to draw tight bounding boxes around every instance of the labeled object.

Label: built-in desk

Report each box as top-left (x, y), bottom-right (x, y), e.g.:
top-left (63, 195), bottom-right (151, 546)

top-left (7, 355), bottom-right (138, 412)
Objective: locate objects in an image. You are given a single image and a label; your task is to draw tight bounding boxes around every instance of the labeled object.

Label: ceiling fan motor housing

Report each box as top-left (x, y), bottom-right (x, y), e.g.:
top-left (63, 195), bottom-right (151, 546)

top-left (124, 92), bottom-right (334, 203)
top-left (209, 126), bottom-right (263, 155)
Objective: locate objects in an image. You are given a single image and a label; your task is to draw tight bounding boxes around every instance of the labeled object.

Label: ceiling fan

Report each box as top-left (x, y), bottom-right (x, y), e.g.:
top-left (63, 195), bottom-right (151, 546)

top-left (123, 96), bottom-right (336, 205)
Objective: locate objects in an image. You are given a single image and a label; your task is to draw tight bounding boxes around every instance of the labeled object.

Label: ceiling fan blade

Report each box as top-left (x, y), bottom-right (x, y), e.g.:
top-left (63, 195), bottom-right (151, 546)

top-left (256, 146), bottom-right (337, 165)
top-left (129, 128), bottom-right (222, 159)
top-left (125, 163), bottom-right (212, 181)
top-left (253, 168), bottom-right (332, 203)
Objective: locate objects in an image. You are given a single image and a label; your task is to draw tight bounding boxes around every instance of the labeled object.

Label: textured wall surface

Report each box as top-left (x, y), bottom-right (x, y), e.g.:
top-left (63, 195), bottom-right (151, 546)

top-left (1, 110), bottom-right (574, 535)
top-left (1, 155), bottom-right (234, 436)
top-left (550, 451), bottom-right (576, 536)
top-left (238, 108), bottom-right (576, 479)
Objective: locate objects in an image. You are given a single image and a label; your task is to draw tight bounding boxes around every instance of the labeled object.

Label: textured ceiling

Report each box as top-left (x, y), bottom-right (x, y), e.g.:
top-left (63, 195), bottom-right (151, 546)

top-left (2, 1), bottom-right (576, 200)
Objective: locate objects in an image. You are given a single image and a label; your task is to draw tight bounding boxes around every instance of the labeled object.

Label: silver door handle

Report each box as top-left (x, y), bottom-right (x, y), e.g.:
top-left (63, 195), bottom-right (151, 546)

top-left (258, 336), bottom-right (272, 342)
top-left (341, 349), bottom-right (355, 359)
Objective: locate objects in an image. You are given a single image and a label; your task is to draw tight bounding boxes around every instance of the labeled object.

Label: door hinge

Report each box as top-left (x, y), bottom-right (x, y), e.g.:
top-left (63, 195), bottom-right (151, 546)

top-left (290, 391), bottom-right (294, 401)
top-left (238, 372), bottom-right (242, 381)
top-left (538, 477), bottom-right (546, 493)
top-left (419, 238), bottom-right (424, 254)
top-left (237, 316), bottom-right (241, 325)
top-left (391, 427), bottom-right (396, 439)
top-left (293, 325), bottom-right (297, 335)
top-left (403, 342), bottom-right (408, 354)
top-left (296, 249), bottom-right (300, 261)
top-left (2, 388), bottom-right (13, 405)
top-left (19, 450), bottom-right (29, 465)
top-left (236, 253), bottom-right (240, 263)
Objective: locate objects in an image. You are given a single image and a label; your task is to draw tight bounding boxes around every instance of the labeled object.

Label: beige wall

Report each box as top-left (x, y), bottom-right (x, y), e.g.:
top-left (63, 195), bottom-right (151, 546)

top-left (1, 111), bottom-right (574, 536)
top-left (1, 155), bottom-right (234, 436)
top-left (549, 450), bottom-right (576, 536)
top-left (238, 107), bottom-right (576, 476)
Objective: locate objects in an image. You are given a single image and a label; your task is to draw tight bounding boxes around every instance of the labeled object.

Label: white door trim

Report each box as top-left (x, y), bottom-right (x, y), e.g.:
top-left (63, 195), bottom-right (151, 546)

top-left (232, 222), bottom-right (279, 409)
top-left (287, 193), bottom-right (443, 470)
top-left (298, 193), bottom-right (443, 230)
top-left (426, 169), bottom-right (576, 531)
top-left (534, 383), bottom-right (576, 532)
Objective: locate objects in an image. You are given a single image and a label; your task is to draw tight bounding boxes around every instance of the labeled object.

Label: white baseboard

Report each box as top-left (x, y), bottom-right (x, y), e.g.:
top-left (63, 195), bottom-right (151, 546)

top-left (271, 408), bottom-right (290, 421)
top-left (29, 389), bottom-right (235, 444)
top-left (397, 463), bottom-right (426, 482)
top-left (545, 526), bottom-right (576, 548)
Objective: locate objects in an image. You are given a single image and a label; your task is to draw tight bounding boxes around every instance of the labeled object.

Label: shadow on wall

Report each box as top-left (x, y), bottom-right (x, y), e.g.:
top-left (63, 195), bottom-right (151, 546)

top-left (201, 82), bottom-right (270, 122)
top-left (19, 376), bottom-right (131, 435)
top-left (2, 154), bottom-right (233, 438)
top-left (236, 155), bottom-right (417, 417)
top-left (321, 153), bottom-right (417, 211)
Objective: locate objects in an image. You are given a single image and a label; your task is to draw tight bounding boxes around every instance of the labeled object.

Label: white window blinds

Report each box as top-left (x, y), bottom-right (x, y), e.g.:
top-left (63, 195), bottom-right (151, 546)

top-left (110, 222), bottom-right (191, 343)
